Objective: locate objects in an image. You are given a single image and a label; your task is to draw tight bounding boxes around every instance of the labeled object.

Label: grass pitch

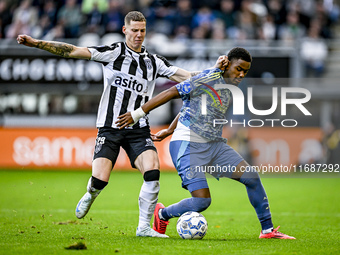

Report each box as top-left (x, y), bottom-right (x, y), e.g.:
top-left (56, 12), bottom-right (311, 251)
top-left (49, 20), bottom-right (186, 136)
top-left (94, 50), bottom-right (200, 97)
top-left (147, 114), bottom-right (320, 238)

top-left (0, 170), bottom-right (339, 255)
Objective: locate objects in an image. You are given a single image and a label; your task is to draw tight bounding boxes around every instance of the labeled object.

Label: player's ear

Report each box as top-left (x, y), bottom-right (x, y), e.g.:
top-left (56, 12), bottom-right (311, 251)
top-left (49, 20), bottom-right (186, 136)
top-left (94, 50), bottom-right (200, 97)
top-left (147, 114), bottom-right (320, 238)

top-left (122, 26), bottom-right (126, 34)
top-left (224, 60), bottom-right (231, 71)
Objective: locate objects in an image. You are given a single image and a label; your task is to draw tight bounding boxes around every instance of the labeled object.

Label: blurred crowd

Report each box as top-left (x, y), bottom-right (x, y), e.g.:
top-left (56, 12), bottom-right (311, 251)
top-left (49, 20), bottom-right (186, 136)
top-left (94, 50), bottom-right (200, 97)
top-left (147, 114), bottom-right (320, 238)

top-left (0, 0), bottom-right (339, 41)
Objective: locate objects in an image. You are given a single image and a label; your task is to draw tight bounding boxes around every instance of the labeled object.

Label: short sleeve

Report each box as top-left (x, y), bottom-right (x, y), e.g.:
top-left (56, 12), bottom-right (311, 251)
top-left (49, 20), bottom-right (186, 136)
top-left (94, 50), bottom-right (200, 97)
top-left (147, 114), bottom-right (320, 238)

top-left (175, 68), bottom-right (223, 99)
top-left (176, 80), bottom-right (192, 99)
top-left (88, 44), bottom-right (120, 63)
top-left (154, 54), bottom-right (178, 78)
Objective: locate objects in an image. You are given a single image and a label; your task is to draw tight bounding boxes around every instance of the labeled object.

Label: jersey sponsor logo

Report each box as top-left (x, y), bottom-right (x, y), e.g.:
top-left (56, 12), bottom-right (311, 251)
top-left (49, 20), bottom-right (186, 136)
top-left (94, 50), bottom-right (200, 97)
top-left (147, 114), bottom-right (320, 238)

top-left (201, 83), bottom-right (223, 106)
top-left (200, 83), bottom-right (226, 115)
top-left (114, 76), bottom-right (144, 92)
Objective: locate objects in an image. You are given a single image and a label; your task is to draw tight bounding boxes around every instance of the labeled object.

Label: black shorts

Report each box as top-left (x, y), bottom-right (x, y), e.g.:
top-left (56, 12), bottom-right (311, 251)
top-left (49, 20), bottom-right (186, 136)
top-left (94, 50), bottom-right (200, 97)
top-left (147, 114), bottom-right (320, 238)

top-left (93, 126), bottom-right (157, 168)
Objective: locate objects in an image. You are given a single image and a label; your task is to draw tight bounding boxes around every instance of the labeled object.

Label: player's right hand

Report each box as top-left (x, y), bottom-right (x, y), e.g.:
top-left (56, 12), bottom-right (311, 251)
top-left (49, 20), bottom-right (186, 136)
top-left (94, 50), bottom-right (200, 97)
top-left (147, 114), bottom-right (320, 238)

top-left (116, 112), bottom-right (134, 129)
top-left (214, 55), bottom-right (229, 71)
top-left (16, 34), bottom-right (36, 47)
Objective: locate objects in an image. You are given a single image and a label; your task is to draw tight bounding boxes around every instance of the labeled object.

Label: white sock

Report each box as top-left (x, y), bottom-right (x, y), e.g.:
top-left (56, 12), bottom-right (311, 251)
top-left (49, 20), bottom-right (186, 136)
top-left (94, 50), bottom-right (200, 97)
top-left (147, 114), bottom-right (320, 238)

top-left (158, 208), bottom-right (165, 220)
top-left (262, 227), bottom-right (274, 234)
top-left (138, 180), bottom-right (160, 230)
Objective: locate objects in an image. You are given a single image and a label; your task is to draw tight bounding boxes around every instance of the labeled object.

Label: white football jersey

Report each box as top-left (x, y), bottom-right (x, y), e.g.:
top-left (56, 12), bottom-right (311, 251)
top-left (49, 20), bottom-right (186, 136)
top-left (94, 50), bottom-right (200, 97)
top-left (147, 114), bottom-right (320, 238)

top-left (88, 42), bottom-right (178, 129)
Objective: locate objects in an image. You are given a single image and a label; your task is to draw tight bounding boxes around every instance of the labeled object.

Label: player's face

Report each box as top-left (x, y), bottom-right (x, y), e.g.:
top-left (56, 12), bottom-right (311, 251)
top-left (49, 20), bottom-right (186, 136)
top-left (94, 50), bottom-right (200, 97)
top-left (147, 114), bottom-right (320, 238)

top-left (223, 59), bottom-right (251, 85)
top-left (123, 21), bottom-right (146, 52)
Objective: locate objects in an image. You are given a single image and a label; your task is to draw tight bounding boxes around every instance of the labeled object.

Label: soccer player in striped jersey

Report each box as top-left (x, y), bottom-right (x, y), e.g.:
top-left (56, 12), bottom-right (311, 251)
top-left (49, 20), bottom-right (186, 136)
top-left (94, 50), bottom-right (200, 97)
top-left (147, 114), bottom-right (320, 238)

top-left (17, 11), bottom-right (200, 238)
top-left (117, 48), bottom-right (296, 239)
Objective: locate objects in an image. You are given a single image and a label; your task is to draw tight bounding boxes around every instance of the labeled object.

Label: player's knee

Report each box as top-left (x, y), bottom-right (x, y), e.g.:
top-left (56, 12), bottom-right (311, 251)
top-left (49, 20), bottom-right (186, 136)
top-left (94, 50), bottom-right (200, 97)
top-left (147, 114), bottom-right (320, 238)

top-left (239, 167), bottom-right (261, 188)
top-left (192, 197), bottom-right (211, 212)
top-left (135, 150), bottom-right (160, 171)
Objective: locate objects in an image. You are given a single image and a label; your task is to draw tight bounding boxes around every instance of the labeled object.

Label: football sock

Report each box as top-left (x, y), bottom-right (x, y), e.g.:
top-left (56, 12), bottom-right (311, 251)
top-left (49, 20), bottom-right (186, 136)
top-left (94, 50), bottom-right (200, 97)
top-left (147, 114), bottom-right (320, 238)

top-left (158, 208), bottom-right (165, 220)
top-left (161, 197), bottom-right (211, 221)
top-left (138, 170), bottom-right (160, 230)
top-left (262, 227), bottom-right (274, 234)
top-left (238, 167), bottom-right (273, 231)
top-left (91, 176), bottom-right (108, 191)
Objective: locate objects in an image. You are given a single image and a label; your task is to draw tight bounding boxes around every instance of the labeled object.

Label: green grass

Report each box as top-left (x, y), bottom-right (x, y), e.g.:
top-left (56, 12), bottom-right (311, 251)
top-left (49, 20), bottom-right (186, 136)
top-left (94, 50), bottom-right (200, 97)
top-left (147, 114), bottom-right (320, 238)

top-left (0, 170), bottom-right (339, 254)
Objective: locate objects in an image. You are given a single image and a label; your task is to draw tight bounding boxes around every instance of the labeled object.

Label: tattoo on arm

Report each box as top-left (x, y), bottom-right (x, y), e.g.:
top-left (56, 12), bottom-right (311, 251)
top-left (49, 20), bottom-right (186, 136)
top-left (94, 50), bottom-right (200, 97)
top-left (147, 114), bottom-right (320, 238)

top-left (190, 71), bottom-right (201, 77)
top-left (36, 41), bottom-right (74, 58)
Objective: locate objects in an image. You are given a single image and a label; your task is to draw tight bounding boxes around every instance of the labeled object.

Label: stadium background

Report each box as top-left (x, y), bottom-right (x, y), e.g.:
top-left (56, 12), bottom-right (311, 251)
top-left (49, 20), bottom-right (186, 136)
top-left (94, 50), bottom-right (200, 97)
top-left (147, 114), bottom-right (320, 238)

top-left (0, 0), bottom-right (340, 170)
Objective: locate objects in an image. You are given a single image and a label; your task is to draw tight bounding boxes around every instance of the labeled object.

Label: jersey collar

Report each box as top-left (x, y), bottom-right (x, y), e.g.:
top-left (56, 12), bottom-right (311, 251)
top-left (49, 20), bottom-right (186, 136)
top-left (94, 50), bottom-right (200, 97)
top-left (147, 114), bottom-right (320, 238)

top-left (124, 42), bottom-right (146, 55)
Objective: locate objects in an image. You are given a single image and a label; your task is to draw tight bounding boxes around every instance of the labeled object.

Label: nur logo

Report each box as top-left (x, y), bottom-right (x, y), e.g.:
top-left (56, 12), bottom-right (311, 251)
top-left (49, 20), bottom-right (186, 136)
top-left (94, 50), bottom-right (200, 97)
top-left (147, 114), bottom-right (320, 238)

top-left (201, 84), bottom-right (311, 117)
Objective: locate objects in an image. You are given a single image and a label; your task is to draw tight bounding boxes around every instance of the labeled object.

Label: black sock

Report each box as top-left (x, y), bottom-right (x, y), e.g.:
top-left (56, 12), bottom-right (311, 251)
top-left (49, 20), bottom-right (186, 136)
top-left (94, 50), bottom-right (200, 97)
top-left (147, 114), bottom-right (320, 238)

top-left (261, 218), bottom-right (274, 232)
top-left (91, 176), bottom-right (108, 190)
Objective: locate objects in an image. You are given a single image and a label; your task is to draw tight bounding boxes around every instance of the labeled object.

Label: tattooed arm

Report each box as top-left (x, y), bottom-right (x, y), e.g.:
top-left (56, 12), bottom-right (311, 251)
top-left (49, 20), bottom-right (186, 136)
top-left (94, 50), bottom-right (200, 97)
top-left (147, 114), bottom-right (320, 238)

top-left (16, 34), bottom-right (91, 60)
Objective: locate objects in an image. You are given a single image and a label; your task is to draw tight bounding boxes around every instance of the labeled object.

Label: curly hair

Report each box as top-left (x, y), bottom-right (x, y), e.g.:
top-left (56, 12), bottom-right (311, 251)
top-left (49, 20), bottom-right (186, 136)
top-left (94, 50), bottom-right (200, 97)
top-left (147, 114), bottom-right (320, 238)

top-left (227, 47), bottom-right (252, 62)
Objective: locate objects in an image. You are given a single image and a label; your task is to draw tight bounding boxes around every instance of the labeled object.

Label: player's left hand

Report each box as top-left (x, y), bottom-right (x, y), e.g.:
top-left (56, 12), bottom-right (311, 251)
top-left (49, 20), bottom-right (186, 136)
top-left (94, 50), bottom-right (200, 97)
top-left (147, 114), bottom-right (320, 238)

top-left (214, 55), bottom-right (229, 71)
top-left (151, 129), bottom-right (172, 142)
top-left (116, 112), bottom-right (133, 129)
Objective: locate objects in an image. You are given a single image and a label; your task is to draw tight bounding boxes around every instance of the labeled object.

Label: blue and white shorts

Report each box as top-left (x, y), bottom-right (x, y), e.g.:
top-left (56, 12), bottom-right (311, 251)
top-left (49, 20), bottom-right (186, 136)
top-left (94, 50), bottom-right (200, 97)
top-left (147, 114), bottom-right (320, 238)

top-left (169, 140), bottom-right (244, 192)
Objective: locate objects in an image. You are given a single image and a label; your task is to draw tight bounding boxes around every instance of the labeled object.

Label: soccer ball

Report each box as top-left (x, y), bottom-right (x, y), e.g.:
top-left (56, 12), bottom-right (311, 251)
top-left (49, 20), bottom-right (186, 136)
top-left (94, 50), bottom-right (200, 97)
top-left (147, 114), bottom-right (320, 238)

top-left (176, 211), bottom-right (208, 239)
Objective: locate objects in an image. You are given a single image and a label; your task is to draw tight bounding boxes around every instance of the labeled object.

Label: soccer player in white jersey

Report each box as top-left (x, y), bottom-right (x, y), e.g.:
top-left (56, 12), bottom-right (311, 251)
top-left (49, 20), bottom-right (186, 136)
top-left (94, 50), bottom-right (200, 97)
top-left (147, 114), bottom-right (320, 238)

top-left (17, 11), bottom-right (199, 238)
top-left (117, 48), bottom-right (296, 239)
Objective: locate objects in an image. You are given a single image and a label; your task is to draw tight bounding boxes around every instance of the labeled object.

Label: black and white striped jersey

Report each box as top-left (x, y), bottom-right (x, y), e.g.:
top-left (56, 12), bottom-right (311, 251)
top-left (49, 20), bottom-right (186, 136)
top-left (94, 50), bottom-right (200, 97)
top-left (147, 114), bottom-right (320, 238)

top-left (88, 42), bottom-right (178, 129)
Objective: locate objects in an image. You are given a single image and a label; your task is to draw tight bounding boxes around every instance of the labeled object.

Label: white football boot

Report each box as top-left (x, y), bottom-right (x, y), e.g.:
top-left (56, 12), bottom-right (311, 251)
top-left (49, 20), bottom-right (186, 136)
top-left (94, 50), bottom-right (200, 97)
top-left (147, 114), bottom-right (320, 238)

top-left (75, 178), bottom-right (101, 219)
top-left (136, 226), bottom-right (169, 238)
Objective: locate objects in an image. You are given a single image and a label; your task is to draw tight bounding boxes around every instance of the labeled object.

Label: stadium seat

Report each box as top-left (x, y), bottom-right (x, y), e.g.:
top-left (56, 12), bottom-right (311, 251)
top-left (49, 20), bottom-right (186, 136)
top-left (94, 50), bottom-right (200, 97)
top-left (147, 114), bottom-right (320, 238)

top-left (148, 33), bottom-right (168, 47)
top-left (101, 33), bottom-right (124, 45)
top-left (148, 33), bottom-right (187, 56)
top-left (21, 94), bottom-right (38, 113)
top-left (78, 33), bottom-right (101, 47)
